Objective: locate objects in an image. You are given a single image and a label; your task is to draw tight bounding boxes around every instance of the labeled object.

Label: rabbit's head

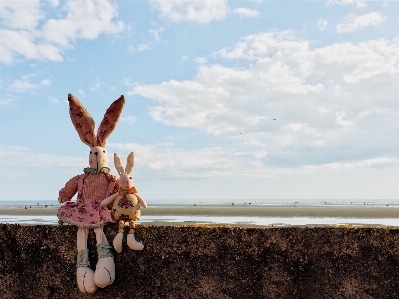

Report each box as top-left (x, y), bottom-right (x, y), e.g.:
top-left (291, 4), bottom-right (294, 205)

top-left (68, 94), bottom-right (125, 172)
top-left (114, 152), bottom-right (134, 190)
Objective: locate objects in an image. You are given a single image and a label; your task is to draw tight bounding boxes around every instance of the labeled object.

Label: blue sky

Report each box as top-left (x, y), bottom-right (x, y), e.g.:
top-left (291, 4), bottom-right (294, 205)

top-left (1, 0), bottom-right (399, 204)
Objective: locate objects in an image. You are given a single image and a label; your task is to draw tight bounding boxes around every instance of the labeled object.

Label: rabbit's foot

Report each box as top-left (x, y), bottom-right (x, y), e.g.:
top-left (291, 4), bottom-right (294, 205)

top-left (113, 232), bottom-right (124, 253)
top-left (76, 249), bottom-right (97, 294)
top-left (127, 233), bottom-right (144, 250)
top-left (94, 244), bottom-right (115, 288)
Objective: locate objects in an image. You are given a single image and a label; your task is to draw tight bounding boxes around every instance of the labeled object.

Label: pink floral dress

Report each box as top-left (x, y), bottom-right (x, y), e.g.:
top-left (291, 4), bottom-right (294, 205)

top-left (57, 171), bottom-right (118, 227)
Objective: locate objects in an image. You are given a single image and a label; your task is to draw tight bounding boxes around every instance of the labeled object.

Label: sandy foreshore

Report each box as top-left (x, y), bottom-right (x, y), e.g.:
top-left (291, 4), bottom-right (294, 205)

top-left (1, 205), bottom-right (399, 218)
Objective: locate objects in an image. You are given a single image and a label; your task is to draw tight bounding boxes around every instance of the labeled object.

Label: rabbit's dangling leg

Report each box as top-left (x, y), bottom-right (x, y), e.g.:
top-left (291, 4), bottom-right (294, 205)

top-left (113, 220), bottom-right (125, 253)
top-left (76, 227), bottom-right (97, 294)
top-left (93, 226), bottom-right (115, 288)
top-left (127, 220), bottom-right (144, 250)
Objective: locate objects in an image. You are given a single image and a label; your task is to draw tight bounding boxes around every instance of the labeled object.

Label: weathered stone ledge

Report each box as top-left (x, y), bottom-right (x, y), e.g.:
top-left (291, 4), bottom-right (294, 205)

top-left (1, 224), bottom-right (399, 298)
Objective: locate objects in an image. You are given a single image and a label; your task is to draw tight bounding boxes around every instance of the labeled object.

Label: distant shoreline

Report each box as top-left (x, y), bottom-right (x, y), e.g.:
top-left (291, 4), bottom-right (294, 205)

top-left (1, 205), bottom-right (399, 218)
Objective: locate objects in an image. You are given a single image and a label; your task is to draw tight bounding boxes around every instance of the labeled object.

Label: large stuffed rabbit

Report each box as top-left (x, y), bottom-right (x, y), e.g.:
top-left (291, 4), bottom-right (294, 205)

top-left (57, 94), bottom-right (124, 294)
top-left (101, 152), bottom-right (147, 253)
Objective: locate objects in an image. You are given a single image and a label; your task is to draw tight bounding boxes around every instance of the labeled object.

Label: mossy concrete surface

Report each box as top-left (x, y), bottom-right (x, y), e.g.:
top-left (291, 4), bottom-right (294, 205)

top-left (1, 224), bottom-right (399, 298)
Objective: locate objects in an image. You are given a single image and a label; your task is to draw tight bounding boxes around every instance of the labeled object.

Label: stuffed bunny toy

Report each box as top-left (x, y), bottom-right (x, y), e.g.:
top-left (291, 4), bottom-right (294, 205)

top-left (101, 152), bottom-right (147, 253)
top-left (57, 94), bottom-right (124, 294)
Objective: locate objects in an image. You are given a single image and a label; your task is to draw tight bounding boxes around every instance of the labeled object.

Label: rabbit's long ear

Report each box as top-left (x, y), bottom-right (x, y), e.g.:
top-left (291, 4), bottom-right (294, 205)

top-left (68, 94), bottom-right (95, 147)
top-left (114, 153), bottom-right (125, 175)
top-left (96, 95), bottom-right (125, 147)
top-left (125, 152), bottom-right (134, 175)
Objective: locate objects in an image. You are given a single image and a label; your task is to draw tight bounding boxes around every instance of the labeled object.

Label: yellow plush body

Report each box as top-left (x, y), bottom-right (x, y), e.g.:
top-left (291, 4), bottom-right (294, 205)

top-left (112, 193), bottom-right (141, 222)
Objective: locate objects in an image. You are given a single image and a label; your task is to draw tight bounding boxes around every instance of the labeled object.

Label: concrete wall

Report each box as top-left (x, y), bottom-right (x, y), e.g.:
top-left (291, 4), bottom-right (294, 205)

top-left (1, 224), bottom-right (399, 298)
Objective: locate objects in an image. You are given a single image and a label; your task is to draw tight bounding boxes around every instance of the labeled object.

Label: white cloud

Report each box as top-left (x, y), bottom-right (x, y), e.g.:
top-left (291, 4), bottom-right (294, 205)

top-left (0, 146), bottom-right (86, 169)
top-left (337, 12), bottom-right (387, 33)
top-left (90, 77), bottom-right (104, 91)
top-left (181, 55), bottom-right (188, 63)
top-left (48, 0), bottom-right (60, 7)
top-left (41, 0), bottom-right (123, 45)
top-left (129, 31), bottom-right (399, 168)
top-left (8, 74), bottom-right (43, 93)
top-left (335, 112), bottom-right (354, 126)
top-left (195, 57), bottom-right (208, 64)
top-left (305, 157), bottom-right (399, 171)
top-left (108, 142), bottom-right (274, 178)
top-left (150, 0), bottom-right (229, 24)
top-left (120, 116), bottom-right (137, 124)
top-left (233, 8), bottom-right (259, 18)
top-left (41, 79), bottom-right (51, 86)
top-left (0, 0), bottom-right (124, 64)
top-left (48, 96), bottom-right (59, 104)
top-left (0, 0), bottom-right (44, 30)
top-left (129, 27), bottom-right (164, 53)
top-left (149, 27), bottom-right (165, 41)
top-left (326, 0), bottom-right (366, 8)
top-left (318, 19), bottom-right (328, 31)
top-left (129, 42), bottom-right (151, 53)
top-left (314, 38), bottom-right (399, 82)
top-left (0, 97), bottom-right (15, 105)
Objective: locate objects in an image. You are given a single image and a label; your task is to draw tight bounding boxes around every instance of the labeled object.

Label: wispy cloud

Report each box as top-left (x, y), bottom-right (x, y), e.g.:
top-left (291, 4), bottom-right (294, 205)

top-left (337, 12), bottom-right (387, 33)
top-left (326, 0), bottom-right (366, 8)
top-left (0, 97), bottom-right (16, 106)
top-left (8, 74), bottom-right (50, 93)
top-left (318, 19), bottom-right (328, 31)
top-left (0, 146), bottom-right (86, 169)
top-left (233, 8), bottom-right (259, 18)
top-left (149, 27), bottom-right (165, 41)
top-left (48, 0), bottom-right (60, 7)
top-left (48, 96), bottom-right (59, 104)
top-left (120, 116), bottom-right (137, 124)
top-left (129, 27), bottom-right (165, 53)
top-left (195, 57), bottom-right (208, 64)
top-left (149, 0), bottom-right (229, 24)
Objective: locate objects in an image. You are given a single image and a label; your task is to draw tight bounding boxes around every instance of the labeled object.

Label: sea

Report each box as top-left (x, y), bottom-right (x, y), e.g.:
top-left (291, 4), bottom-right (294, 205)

top-left (1, 200), bottom-right (399, 227)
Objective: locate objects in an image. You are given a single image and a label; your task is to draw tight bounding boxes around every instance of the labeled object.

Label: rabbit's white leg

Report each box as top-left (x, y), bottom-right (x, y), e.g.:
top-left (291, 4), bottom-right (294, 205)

top-left (93, 227), bottom-right (115, 288)
top-left (76, 227), bottom-right (97, 294)
top-left (127, 221), bottom-right (144, 250)
top-left (113, 220), bottom-right (125, 253)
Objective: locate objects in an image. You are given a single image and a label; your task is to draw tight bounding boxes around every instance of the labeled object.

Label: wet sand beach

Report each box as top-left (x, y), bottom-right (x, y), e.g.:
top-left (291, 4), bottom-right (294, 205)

top-left (1, 205), bottom-right (399, 218)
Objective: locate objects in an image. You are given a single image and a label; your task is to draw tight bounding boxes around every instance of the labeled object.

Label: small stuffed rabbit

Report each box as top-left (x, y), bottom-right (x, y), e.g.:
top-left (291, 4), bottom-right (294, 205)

top-left (57, 94), bottom-right (124, 294)
top-left (101, 152), bottom-right (147, 253)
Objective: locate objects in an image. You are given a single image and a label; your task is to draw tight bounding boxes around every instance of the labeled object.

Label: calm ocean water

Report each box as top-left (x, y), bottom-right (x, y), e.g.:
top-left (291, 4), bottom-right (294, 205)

top-left (1, 215), bottom-right (399, 226)
top-left (1, 200), bottom-right (399, 226)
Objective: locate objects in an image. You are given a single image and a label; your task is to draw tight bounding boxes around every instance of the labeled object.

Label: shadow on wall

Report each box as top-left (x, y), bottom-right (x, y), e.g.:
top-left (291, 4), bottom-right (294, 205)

top-left (1, 224), bottom-right (399, 298)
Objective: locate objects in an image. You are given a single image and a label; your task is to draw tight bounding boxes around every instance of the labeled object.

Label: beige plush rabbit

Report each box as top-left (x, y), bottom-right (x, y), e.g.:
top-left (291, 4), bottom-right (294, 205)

top-left (57, 94), bottom-right (124, 294)
top-left (101, 152), bottom-right (147, 253)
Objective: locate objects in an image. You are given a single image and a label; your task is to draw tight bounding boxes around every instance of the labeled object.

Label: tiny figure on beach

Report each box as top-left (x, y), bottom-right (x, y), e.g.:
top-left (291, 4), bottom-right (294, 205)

top-left (57, 94), bottom-right (124, 294)
top-left (101, 152), bottom-right (147, 253)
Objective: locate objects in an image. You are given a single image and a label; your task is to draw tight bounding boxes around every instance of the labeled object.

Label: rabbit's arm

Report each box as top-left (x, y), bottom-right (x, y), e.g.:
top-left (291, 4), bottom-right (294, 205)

top-left (101, 193), bottom-right (118, 207)
top-left (134, 193), bottom-right (147, 209)
top-left (58, 175), bottom-right (79, 203)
